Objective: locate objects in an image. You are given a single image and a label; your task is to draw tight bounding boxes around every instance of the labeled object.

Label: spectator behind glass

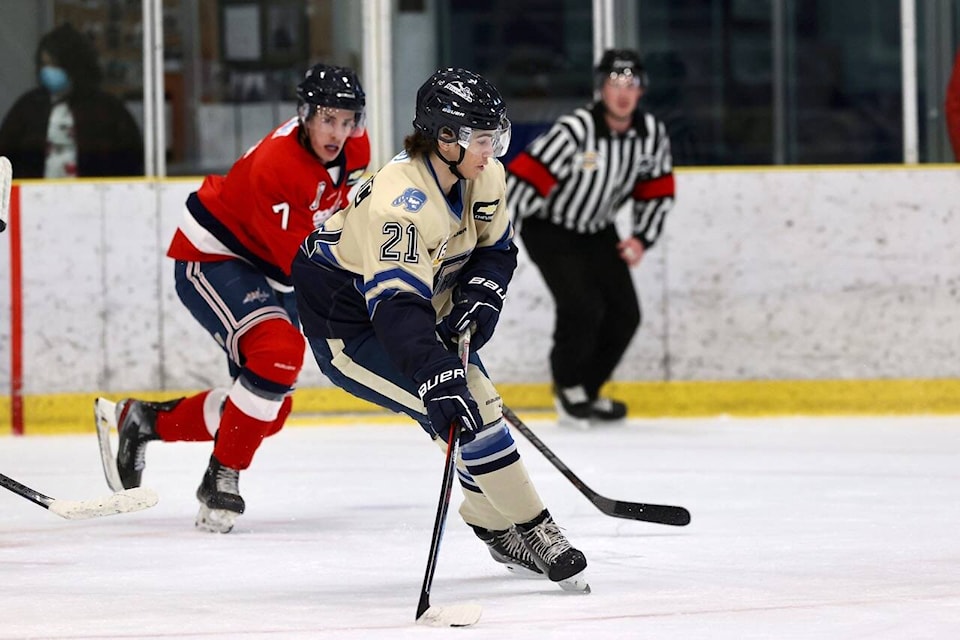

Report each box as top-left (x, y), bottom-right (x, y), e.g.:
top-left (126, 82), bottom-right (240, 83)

top-left (946, 49), bottom-right (960, 161)
top-left (0, 23), bottom-right (143, 178)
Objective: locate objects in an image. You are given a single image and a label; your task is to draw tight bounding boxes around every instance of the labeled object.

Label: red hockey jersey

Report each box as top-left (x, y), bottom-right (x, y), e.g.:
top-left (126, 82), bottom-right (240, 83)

top-left (168, 116), bottom-right (370, 286)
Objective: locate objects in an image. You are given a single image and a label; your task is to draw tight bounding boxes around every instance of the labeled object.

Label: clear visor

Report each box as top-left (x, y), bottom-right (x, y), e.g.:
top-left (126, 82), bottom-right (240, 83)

top-left (299, 104), bottom-right (366, 138)
top-left (454, 116), bottom-right (512, 158)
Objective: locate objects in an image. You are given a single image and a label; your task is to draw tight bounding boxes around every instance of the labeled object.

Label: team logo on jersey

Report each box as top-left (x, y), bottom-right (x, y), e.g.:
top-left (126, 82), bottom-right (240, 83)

top-left (347, 168), bottom-right (365, 185)
top-left (636, 155), bottom-right (656, 173)
top-left (435, 240), bottom-right (449, 265)
top-left (472, 200), bottom-right (499, 222)
top-left (392, 188), bottom-right (427, 212)
top-left (309, 182), bottom-right (327, 211)
top-left (242, 288), bottom-right (270, 304)
top-left (577, 151), bottom-right (602, 171)
top-left (312, 199), bottom-right (341, 228)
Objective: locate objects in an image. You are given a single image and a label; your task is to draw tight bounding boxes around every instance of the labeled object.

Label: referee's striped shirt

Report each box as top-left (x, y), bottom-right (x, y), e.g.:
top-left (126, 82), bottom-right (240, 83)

top-left (505, 101), bottom-right (675, 248)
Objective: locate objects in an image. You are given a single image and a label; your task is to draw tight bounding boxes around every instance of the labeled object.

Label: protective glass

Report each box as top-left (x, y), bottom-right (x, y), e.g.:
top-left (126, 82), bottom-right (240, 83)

top-left (299, 105), bottom-right (367, 138)
top-left (455, 116), bottom-right (512, 157)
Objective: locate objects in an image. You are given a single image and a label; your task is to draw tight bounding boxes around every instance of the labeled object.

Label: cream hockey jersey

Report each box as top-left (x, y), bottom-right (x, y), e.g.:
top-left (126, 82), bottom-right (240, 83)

top-left (293, 150), bottom-right (517, 379)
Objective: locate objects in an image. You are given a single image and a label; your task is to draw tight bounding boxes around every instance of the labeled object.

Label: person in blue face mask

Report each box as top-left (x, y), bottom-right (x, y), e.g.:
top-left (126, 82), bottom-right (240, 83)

top-left (0, 23), bottom-right (143, 178)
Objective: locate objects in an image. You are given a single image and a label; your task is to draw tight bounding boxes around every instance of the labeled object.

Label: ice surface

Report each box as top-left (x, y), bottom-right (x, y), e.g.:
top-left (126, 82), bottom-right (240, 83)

top-left (2, 414), bottom-right (959, 639)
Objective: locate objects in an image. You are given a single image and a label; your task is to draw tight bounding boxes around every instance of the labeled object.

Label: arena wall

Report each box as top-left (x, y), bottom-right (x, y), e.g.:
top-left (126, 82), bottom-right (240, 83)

top-left (2, 166), bottom-right (958, 430)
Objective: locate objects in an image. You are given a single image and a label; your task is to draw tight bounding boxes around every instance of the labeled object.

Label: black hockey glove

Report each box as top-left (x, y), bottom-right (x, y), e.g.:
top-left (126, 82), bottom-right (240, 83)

top-left (437, 276), bottom-right (506, 352)
top-left (415, 357), bottom-right (483, 444)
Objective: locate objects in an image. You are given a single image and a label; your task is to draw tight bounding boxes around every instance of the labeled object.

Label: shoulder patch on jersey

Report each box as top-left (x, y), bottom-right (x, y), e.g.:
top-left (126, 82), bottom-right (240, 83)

top-left (347, 168), bottom-right (365, 185)
top-left (391, 187), bottom-right (428, 212)
top-left (472, 199), bottom-right (500, 222)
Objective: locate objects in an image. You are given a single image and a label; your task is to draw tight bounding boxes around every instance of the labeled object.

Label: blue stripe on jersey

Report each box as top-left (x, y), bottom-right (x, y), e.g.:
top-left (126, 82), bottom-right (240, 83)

top-left (362, 267), bottom-right (432, 298)
top-left (366, 288), bottom-right (399, 317)
top-left (483, 222), bottom-right (514, 252)
top-left (304, 231), bottom-right (344, 270)
top-left (187, 193), bottom-right (289, 285)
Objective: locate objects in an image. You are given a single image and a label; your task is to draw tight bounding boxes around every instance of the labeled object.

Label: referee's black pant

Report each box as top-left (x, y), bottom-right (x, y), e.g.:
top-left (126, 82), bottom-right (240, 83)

top-left (520, 217), bottom-right (641, 401)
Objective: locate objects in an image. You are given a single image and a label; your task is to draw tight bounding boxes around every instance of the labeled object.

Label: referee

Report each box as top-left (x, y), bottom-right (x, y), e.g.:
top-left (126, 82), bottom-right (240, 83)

top-left (505, 49), bottom-right (675, 429)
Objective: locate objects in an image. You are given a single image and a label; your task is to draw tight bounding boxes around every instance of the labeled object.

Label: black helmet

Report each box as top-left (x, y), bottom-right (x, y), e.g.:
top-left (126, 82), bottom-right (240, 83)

top-left (297, 63), bottom-right (365, 124)
top-left (413, 68), bottom-right (509, 152)
top-left (595, 49), bottom-right (648, 89)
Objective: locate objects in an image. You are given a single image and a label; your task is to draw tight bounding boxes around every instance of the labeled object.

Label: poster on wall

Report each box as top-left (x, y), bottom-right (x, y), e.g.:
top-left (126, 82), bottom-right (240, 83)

top-left (223, 4), bottom-right (261, 62)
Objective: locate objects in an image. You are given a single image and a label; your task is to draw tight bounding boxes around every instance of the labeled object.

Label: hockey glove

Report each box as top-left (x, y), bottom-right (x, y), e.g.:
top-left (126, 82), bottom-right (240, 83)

top-left (437, 276), bottom-right (506, 351)
top-left (415, 357), bottom-right (483, 444)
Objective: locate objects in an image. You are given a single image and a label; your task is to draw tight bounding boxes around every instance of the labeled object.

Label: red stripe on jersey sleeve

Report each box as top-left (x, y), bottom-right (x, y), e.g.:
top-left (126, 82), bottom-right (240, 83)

top-left (507, 152), bottom-right (558, 198)
top-left (632, 174), bottom-right (675, 201)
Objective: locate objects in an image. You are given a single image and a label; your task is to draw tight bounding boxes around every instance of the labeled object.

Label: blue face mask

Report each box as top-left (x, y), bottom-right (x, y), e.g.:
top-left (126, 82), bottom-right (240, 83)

top-left (39, 65), bottom-right (71, 94)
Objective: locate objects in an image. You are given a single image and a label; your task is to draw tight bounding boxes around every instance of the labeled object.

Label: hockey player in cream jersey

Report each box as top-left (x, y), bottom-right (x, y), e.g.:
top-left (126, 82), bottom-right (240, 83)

top-left (292, 68), bottom-right (589, 592)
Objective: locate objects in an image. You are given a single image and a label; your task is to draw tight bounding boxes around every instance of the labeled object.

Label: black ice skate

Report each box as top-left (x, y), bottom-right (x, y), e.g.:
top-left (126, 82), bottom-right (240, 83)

top-left (195, 455), bottom-right (245, 534)
top-left (472, 525), bottom-right (544, 577)
top-left (516, 509), bottom-right (590, 593)
top-left (589, 397), bottom-right (627, 422)
top-left (115, 398), bottom-right (180, 489)
top-left (554, 386), bottom-right (592, 430)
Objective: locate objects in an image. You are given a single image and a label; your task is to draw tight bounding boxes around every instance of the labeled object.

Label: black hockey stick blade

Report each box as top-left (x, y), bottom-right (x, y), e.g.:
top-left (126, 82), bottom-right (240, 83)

top-left (502, 406), bottom-right (691, 527)
top-left (591, 494), bottom-right (691, 526)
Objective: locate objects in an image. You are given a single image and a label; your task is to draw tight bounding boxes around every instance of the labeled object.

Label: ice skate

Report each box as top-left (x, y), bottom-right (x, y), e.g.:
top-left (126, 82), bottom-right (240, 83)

top-left (472, 525), bottom-right (543, 578)
top-left (589, 397), bottom-right (627, 423)
top-left (516, 510), bottom-right (590, 593)
top-left (554, 386), bottom-right (592, 430)
top-left (195, 455), bottom-right (245, 533)
top-left (114, 398), bottom-right (179, 489)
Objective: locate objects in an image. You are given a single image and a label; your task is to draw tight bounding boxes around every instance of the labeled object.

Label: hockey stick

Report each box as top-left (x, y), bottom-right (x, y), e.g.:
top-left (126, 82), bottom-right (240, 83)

top-left (0, 471), bottom-right (158, 520)
top-left (415, 332), bottom-right (482, 628)
top-left (0, 155), bottom-right (11, 232)
top-left (502, 406), bottom-right (691, 527)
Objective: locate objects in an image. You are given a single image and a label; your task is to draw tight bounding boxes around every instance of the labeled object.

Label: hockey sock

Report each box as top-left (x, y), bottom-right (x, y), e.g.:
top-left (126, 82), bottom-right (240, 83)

top-left (458, 485), bottom-right (514, 531)
top-left (155, 391), bottom-right (218, 442)
top-left (212, 397), bottom-right (273, 471)
top-left (262, 396), bottom-right (293, 438)
top-left (469, 460), bottom-right (545, 526)
top-left (439, 419), bottom-right (546, 527)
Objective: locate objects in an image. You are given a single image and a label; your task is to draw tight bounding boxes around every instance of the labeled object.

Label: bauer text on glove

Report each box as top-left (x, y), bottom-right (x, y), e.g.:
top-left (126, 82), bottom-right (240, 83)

top-left (415, 358), bottom-right (484, 443)
top-left (437, 276), bottom-right (506, 351)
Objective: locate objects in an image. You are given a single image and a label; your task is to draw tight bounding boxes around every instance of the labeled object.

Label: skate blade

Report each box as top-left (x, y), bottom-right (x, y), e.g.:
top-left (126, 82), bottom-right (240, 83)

top-left (556, 415), bottom-right (592, 430)
top-left (503, 563), bottom-right (545, 579)
top-left (557, 570), bottom-right (591, 593)
top-left (195, 504), bottom-right (239, 533)
top-left (94, 398), bottom-right (125, 492)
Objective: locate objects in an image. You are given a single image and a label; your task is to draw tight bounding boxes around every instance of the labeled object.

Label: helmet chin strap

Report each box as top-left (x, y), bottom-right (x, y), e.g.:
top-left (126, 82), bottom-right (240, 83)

top-left (434, 145), bottom-right (466, 180)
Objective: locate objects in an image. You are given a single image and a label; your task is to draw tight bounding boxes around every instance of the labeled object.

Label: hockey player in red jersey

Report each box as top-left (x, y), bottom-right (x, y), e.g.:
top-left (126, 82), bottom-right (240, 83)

top-left (97, 64), bottom-right (370, 533)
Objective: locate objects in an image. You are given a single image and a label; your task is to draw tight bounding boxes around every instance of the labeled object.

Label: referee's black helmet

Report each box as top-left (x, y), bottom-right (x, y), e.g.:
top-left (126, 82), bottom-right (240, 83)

top-left (595, 49), bottom-right (649, 89)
